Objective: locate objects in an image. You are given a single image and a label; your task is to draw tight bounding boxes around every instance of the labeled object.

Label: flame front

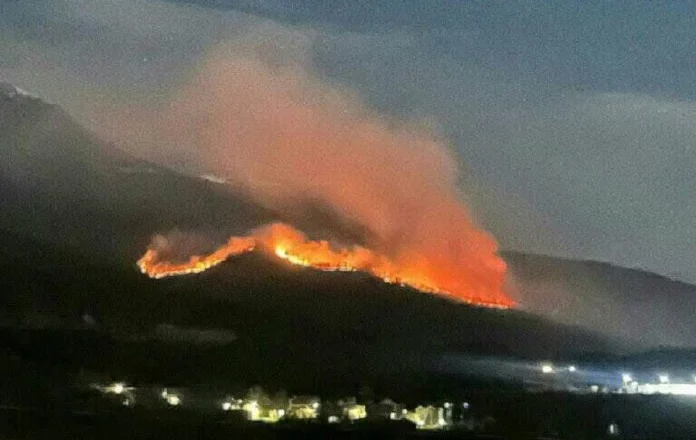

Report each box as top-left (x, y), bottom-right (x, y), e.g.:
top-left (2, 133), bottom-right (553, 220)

top-left (137, 223), bottom-right (515, 309)
top-left (137, 236), bottom-right (255, 279)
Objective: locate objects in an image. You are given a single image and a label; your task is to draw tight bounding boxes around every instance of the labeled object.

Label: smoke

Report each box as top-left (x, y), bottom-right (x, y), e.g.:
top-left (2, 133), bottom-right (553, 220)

top-left (112, 40), bottom-right (510, 304)
top-left (146, 229), bottom-right (218, 262)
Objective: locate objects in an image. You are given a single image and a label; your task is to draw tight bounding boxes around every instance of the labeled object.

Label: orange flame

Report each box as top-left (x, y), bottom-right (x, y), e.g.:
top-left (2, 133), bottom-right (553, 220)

top-left (137, 223), bottom-right (514, 309)
top-left (137, 236), bottom-right (255, 279)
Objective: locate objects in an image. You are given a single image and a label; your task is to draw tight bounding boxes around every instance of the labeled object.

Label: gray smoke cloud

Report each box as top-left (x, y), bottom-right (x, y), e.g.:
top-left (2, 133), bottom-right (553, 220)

top-left (106, 37), bottom-right (511, 305)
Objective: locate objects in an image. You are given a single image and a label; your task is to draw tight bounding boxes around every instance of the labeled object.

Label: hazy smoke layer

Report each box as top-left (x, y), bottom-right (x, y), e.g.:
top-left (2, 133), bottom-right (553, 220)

top-left (117, 43), bottom-right (510, 304)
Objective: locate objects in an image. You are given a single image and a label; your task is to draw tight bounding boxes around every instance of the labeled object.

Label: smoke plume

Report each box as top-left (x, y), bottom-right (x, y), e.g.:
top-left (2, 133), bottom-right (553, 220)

top-left (118, 42), bottom-right (511, 305)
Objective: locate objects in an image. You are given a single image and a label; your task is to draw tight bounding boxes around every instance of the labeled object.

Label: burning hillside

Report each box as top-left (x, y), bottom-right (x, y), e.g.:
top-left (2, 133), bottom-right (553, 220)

top-left (117, 43), bottom-right (515, 310)
top-left (138, 223), bottom-right (514, 308)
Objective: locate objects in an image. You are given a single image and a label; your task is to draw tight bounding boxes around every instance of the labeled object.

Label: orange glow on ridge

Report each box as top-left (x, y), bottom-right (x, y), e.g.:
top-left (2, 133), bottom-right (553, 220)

top-left (137, 236), bottom-right (255, 279)
top-left (137, 222), bottom-right (514, 309)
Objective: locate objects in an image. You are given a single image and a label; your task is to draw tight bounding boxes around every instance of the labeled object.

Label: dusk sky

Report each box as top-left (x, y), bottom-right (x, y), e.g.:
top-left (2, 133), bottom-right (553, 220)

top-left (2, 0), bottom-right (695, 283)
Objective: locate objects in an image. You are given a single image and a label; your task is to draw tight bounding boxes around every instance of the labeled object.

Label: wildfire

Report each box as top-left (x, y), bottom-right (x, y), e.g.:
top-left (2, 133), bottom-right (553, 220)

top-left (137, 223), bottom-right (515, 309)
top-left (137, 236), bottom-right (255, 279)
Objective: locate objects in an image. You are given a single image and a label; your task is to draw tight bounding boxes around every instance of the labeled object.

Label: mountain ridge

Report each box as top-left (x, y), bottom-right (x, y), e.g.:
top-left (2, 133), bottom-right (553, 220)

top-left (1, 82), bottom-right (694, 354)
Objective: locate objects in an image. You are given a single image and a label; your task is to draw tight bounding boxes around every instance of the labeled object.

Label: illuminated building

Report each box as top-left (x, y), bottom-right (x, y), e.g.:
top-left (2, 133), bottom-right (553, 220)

top-left (405, 405), bottom-right (449, 430)
top-left (242, 400), bottom-right (261, 420)
top-left (287, 396), bottom-right (320, 419)
top-left (344, 404), bottom-right (367, 421)
top-left (247, 406), bottom-right (286, 423)
top-left (333, 397), bottom-right (367, 421)
top-left (91, 382), bottom-right (137, 406)
top-left (634, 383), bottom-right (696, 396)
top-left (221, 397), bottom-right (243, 411)
top-left (441, 402), bottom-right (453, 425)
top-left (541, 363), bottom-right (554, 374)
top-left (93, 382), bottom-right (134, 396)
top-left (160, 388), bottom-right (183, 406)
top-left (110, 383), bottom-right (125, 395)
top-left (618, 372), bottom-right (696, 396)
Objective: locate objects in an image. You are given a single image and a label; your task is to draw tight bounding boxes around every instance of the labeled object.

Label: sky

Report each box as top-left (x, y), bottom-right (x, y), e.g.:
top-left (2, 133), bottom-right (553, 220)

top-left (1, 0), bottom-right (696, 283)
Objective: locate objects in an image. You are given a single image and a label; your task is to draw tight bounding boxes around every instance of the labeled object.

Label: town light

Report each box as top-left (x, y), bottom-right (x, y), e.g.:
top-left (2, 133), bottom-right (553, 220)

top-left (112, 383), bottom-right (125, 394)
top-left (101, 382), bottom-right (131, 395)
top-left (541, 364), bottom-right (554, 374)
top-left (659, 374), bottom-right (670, 384)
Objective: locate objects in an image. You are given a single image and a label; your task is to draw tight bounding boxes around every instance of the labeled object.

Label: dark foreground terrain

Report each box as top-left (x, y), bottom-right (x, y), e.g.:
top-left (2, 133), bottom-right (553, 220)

top-left (2, 392), bottom-right (696, 440)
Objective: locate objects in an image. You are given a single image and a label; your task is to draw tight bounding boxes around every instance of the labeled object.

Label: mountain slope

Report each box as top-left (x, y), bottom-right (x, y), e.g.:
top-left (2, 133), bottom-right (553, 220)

top-left (0, 82), bottom-right (693, 359)
top-left (0, 82), bottom-right (273, 263)
top-left (0, 229), bottom-right (621, 396)
top-left (506, 251), bottom-right (696, 348)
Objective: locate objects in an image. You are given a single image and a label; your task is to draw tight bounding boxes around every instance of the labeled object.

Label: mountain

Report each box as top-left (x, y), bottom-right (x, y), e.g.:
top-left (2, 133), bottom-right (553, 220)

top-left (506, 252), bottom-right (696, 348)
top-left (0, 83), bottom-right (694, 387)
top-left (0, 82), bottom-right (274, 263)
